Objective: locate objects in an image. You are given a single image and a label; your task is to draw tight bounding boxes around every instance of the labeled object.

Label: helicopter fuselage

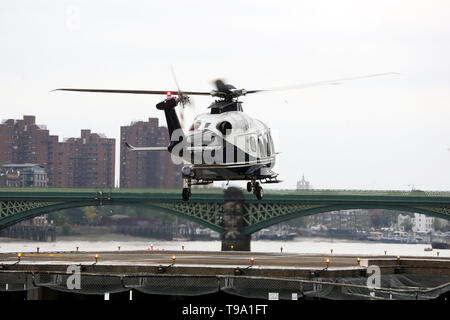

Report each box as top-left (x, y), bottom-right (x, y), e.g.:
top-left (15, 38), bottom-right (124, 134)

top-left (177, 109), bottom-right (277, 183)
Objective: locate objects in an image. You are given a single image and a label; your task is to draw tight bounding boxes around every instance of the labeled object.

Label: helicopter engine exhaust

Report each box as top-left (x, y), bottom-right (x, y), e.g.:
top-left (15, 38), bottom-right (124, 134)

top-left (217, 121), bottom-right (232, 135)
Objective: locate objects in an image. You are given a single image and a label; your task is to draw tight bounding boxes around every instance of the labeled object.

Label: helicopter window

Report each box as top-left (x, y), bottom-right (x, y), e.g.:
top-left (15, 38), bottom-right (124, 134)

top-left (250, 136), bottom-right (256, 153)
top-left (265, 133), bottom-right (271, 156)
top-left (264, 135), bottom-right (271, 156)
top-left (258, 135), bottom-right (266, 157)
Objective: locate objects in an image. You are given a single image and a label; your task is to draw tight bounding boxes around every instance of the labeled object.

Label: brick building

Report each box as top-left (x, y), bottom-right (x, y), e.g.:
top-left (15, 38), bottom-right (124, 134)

top-left (59, 130), bottom-right (115, 187)
top-left (0, 116), bottom-right (59, 185)
top-left (120, 118), bottom-right (181, 188)
top-left (0, 116), bottom-right (115, 188)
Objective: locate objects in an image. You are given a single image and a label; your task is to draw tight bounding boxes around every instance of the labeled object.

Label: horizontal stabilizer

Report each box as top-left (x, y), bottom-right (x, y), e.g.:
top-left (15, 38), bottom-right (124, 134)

top-left (125, 142), bottom-right (167, 152)
top-left (186, 146), bottom-right (222, 152)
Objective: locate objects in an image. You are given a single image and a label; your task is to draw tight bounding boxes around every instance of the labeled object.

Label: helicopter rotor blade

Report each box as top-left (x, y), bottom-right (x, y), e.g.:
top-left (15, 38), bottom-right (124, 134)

top-left (52, 88), bottom-right (211, 96)
top-left (244, 72), bottom-right (399, 94)
top-left (53, 72), bottom-right (399, 100)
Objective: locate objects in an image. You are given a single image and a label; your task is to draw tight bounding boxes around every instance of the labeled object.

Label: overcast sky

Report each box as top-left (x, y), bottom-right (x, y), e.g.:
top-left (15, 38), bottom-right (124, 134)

top-left (1, 0), bottom-right (449, 191)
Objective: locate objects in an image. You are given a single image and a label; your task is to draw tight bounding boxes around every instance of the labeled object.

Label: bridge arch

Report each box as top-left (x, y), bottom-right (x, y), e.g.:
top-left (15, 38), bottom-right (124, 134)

top-left (242, 203), bottom-right (450, 234)
top-left (0, 200), bottom-right (224, 233)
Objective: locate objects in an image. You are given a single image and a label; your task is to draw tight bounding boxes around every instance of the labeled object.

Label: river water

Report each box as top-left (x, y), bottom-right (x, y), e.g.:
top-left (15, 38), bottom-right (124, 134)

top-left (0, 235), bottom-right (448, 257)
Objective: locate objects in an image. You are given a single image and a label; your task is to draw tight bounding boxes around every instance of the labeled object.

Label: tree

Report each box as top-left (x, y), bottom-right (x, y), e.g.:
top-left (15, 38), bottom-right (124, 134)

top-left (401, 217), bottom-right (413, 232)
top-left (433, 218), bottom-right (449, 232)
top-left (381, 210), bottom-right (398, 227)
top-left (48, 208), bottom-right (88, 226)
top-left (47, 211), bottom-right (67, 226)
top-left (83, 206), bottom-right (97, 225)
top-left (370, 211), bottom-right (384, 229)
top-left (62, 222), bottom-right (72, 235)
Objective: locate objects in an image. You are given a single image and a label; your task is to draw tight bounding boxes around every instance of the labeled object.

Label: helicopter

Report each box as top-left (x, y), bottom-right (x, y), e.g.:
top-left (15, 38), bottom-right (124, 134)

top-left (54, 72), bottom-right (397, 201)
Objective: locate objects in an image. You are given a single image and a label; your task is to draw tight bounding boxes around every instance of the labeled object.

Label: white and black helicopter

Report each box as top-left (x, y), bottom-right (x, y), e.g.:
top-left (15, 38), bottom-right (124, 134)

top-left (54, 72), bottom-right (397, 201)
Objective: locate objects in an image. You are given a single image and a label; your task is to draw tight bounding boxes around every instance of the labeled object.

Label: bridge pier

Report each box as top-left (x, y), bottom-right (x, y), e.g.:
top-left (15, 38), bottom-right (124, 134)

top-left (221, 187), bottom-right (251, 251)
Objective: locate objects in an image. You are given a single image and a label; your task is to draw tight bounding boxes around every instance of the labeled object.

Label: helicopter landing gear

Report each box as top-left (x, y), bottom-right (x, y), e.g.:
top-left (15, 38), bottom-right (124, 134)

top-left (182, 187), bottom-right (191, 201)
top-left (254, 183), bottom-right (263, 200)
top-left (182, 179), bottom-right (192, 201)
top-left (248, 180), bottom-right (263, 200)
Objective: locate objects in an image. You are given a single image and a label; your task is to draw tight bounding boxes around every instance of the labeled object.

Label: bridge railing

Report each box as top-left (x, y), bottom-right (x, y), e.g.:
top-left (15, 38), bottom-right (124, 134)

top-left (1, 187), bottom-right (450, 197)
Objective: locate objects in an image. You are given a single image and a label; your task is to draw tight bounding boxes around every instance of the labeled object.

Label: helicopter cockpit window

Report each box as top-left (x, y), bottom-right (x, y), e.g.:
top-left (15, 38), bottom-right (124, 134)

top-left (250, 136), bottom-right (256, 153)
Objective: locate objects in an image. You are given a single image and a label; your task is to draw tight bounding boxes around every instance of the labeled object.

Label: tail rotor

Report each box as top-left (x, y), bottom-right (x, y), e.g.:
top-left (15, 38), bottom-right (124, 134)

top-left (170, 65), bottom-right (195, 129)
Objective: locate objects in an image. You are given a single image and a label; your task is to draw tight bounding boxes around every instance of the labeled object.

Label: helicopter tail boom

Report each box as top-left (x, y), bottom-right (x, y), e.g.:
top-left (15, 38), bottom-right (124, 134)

top-left (155, 96), bottom-right (186, 153)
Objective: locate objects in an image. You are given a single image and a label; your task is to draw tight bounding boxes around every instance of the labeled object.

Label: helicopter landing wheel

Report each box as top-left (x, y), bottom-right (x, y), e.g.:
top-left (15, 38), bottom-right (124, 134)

top-left (246, 182), bottom-right (253, 192)
top-left (182, 187), bottom-right (191, 201)
top-left (255, 185), bottom-right (263, 200)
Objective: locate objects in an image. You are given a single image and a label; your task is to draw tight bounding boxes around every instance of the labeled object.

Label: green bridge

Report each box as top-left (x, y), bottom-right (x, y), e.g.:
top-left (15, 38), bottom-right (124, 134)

top-left (1, 188), bottom-right (450, 235)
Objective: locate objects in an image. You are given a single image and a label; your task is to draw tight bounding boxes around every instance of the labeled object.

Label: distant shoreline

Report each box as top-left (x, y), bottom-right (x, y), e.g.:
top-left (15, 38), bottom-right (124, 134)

top-left (0, 233), bottom-right (160, 243)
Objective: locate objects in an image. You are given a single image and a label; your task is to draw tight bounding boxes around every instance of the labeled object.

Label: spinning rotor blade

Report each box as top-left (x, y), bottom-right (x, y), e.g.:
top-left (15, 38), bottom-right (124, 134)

top-left (245, 72), bottom-right (399, 94)
top-left (170, 65), bottom-right (195, 108)
top-left (53, 72), bottom-right (398, 100)
top-left (170, 66), bottom-right (196, 129)
top-left (171, 65), bottom-right (185, 106)
top-left (52, 88), bottom-right (211, 96)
